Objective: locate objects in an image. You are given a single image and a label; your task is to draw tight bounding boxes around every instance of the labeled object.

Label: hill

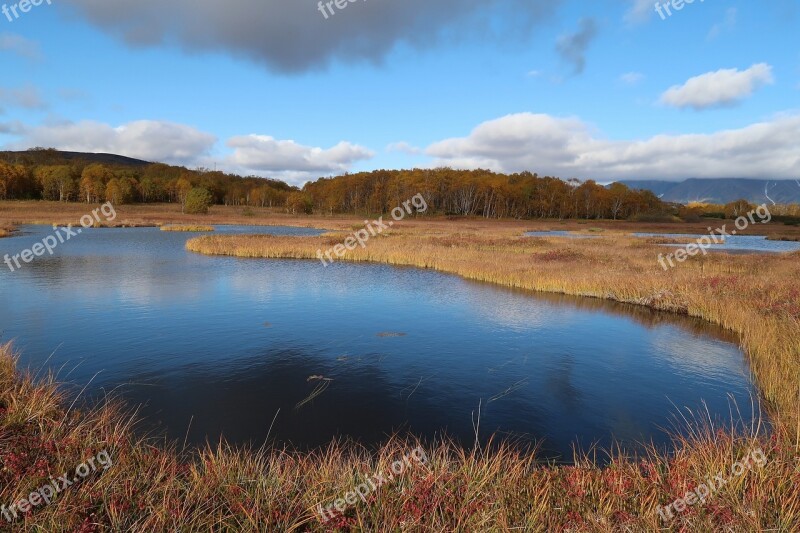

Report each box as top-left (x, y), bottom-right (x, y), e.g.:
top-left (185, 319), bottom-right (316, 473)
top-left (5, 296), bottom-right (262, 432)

top-left (0, 149), bottom-right (152, 167)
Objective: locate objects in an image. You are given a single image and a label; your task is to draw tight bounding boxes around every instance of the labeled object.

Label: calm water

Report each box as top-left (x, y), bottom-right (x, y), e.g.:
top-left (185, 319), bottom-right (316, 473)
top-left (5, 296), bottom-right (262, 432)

top-left (0, 225), bottom-right (759, 459)
top-left (633, 233), bottom-right (800, 253)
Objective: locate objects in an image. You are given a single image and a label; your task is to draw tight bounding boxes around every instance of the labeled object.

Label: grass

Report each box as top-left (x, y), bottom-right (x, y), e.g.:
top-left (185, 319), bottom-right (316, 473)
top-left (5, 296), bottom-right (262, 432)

top-left (1, 342), bottom-right (798, 531)
top-left (160, 225), bottom-right (215, 232)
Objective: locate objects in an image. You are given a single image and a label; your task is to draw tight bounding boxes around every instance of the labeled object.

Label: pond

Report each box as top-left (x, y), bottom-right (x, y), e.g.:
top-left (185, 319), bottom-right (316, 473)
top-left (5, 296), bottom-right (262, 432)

top-left (0, 225), bottom-right (759, 460)
top-left (633, 233), bottom-right (800, 253)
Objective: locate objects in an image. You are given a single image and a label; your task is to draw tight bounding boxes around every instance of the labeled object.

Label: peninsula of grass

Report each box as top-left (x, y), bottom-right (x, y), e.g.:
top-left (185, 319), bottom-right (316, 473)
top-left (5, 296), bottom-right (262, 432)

top-left (160, 224), bottom-right (215, 232)
top-left (186, 223), bottom-right (800, 429)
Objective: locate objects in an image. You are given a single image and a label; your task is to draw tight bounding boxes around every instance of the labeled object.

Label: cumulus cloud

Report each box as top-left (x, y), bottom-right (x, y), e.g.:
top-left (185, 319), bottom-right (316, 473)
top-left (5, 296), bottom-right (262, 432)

top-left (555, 18), bottom-right (598, 74)
top-left (0, 32), bottom-right (42, 60)
top-left (660, 63), bottom-right (774, 110)
top-left (5, 120), bottom-right (217, 164)
top-left (226, 134), bottom-right (374, 183)
top-left (425, 112), bottom-right (800, 181)
top-left (60, 0), bottom-right (560, 73)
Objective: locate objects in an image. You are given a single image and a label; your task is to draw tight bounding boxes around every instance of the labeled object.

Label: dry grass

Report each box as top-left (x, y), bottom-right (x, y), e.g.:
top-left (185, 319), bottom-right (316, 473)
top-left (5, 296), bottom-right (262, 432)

top-left (1, 342), bottom-right (798, 531)
top-left (160, 225), bottom-right (215, 232)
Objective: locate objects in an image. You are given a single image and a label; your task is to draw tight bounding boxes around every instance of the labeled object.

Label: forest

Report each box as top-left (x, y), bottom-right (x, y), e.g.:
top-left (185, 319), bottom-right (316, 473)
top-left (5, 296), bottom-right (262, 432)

top-left (1, 148), bottom-right (671, 220)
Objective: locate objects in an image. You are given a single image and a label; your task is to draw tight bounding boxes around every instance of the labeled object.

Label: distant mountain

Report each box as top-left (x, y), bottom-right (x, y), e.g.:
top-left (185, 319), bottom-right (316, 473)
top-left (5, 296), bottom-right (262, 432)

top-left (0, 150), bottom-right (151, 167)
top-left (618, 178), bottom-right (800, 205)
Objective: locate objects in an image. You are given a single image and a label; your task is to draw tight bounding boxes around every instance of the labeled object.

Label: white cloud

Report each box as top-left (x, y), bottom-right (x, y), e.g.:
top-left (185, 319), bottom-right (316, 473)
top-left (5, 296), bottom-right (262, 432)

top-left (624, 0), bottom-right (654, 25)
top-left (4, 120), bottom-right (217, 164)
top-left (0, 32), bottom-right (41, 60)
top-left (425, 112), bottom-right (800, 181)
top-left (226, 134), bottom-right (374, 183)
top-left (620, 72), bottom-right (644, 85)
top-left (660, 63), bottom-right (774, 110)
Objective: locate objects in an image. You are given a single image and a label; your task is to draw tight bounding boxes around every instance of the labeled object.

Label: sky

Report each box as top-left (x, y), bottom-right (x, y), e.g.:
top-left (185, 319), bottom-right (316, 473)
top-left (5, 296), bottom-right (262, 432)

top-left (1, 0), bottom-right (798, 185)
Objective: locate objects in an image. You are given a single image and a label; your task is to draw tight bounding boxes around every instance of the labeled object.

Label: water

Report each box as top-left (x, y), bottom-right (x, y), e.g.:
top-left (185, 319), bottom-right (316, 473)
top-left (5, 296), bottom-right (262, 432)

top-left (633, 233), bottom-right (800, 253)
top-left (0, 225), bottom-right (759, 460)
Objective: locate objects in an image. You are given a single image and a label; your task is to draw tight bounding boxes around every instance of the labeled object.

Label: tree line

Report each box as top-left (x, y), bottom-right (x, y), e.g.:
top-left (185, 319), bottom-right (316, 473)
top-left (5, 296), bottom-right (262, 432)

top-left (0, 149), bottom-right (293, 211)
top-left (301, 168), bottom-right (665, 220)
top-left (1, 149), bottom-right (672, 220)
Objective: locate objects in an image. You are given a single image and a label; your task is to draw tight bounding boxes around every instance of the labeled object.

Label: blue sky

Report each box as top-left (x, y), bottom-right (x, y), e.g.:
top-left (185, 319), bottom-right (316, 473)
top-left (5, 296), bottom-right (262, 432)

top-left (1, 0), bottom-right (798, 185)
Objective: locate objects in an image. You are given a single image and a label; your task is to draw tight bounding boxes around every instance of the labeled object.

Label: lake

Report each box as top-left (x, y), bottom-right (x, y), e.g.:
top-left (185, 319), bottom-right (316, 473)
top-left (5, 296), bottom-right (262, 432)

top-left (0, 225), bottom-right (759, 460)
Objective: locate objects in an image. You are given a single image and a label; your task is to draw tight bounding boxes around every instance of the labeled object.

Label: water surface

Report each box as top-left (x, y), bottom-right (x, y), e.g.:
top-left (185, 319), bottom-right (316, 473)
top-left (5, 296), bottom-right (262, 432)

top-left (633, 233), bottom-right (800, 253)
top-left (0, 225), bottom-right (759, 459)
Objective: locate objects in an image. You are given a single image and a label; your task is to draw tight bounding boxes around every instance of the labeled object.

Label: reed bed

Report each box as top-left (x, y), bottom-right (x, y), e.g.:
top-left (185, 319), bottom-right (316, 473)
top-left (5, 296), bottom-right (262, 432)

top-left (1, 342), bottom-right (798, 531)
top-left (160, 225), bottom-right (215, 232)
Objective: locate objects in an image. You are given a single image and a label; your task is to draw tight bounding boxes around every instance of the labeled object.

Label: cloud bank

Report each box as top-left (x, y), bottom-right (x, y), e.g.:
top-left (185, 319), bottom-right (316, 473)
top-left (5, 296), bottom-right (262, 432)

top-left (426, 112), bottom-right (800, 181)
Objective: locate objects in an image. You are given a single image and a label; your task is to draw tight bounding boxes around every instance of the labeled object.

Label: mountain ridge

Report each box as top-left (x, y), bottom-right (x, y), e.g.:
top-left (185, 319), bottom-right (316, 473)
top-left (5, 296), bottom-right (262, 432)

top-left (617, 178), bottom-right (800, 205)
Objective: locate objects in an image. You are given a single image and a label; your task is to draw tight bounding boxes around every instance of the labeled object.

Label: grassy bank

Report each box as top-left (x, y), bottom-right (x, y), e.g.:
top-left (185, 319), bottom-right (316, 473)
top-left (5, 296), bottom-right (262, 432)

top-left (160, 225), bottom-right (215, 232)
top-left (1, 341), bottom-right (797, 531)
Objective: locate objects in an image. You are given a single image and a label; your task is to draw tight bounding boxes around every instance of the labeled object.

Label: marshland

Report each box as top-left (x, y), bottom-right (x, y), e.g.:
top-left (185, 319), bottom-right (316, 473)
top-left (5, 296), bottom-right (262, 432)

top-left (3, 2), bottom-right (800, 530)
top-left (1, 195), bottom-right (799, 530)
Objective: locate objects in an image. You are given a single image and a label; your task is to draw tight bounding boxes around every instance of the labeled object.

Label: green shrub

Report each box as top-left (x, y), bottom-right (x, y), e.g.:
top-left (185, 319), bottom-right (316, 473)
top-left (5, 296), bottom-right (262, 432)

top-left (184, 187), bottom-right (213, 214)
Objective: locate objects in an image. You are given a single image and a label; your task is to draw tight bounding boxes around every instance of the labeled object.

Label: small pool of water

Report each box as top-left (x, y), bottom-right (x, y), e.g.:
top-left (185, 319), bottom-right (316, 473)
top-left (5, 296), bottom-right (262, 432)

top-left (633, 233), bottom-right (800, 253)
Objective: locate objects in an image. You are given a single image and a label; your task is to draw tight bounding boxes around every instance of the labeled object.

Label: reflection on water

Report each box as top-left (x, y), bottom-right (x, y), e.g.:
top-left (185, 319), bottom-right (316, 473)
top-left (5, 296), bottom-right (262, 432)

top-left (0, 225), bottom-right (759, 460)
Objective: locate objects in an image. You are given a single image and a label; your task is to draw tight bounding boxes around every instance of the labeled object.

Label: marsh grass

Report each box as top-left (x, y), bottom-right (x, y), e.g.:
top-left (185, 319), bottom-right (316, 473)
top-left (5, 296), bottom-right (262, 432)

top-left (160, 225), bottom-right (215, 232)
